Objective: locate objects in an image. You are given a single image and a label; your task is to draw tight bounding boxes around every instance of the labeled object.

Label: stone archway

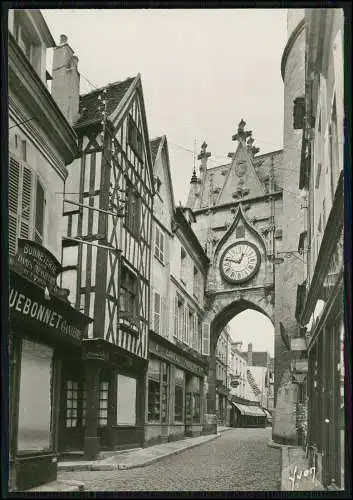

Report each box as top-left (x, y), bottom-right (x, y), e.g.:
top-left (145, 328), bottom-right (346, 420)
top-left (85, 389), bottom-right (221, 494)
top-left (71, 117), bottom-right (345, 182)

top-left (203, 289), bottom-right (274, 434)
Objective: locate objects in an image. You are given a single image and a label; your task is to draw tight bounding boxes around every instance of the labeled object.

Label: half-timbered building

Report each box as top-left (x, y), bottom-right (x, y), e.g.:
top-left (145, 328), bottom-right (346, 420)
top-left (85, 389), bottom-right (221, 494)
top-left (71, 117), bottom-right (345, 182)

top-left (146, 136), bottom-right (210, 445)
top-left (54, 36), bottom-right (155, 458)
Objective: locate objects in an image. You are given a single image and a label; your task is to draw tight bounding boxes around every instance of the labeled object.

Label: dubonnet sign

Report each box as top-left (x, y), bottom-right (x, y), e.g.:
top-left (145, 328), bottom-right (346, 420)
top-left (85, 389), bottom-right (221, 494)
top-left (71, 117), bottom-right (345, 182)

top-left (11, 239), bottom-right (70, 301)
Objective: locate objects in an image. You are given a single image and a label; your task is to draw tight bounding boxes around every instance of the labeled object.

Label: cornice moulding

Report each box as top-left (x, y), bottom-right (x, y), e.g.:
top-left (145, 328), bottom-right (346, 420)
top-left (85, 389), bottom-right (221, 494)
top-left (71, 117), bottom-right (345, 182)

top-left (8, 34), bottom-right (78, 166)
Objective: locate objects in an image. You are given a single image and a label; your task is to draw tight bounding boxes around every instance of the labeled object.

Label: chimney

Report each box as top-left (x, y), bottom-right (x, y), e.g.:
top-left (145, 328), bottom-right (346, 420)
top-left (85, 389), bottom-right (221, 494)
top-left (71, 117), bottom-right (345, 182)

top-left (247, 343), bottom-right (253, 366)
top-left (51, 34), bottom-right (80, 126)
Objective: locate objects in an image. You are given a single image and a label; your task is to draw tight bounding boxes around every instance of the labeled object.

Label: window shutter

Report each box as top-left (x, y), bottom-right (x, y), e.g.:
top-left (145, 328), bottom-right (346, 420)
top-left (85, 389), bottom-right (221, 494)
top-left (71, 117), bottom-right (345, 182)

top-left (202, 322), bottom-right (210, 356)
top-left (161, 296), bottom-right (166, 337)
top-left (193, 314), bottom-right (198, 350)
top-left (173, 296), bottom-right (179, 338)
top-left (20, 165), bottom-right (33, 239)
top-left (154, 291), bottom-right (161, 334)
top-left (35, 179), bottom-right (45, 244)
top-left (9, 158), bottom-right (20, 256)
top-left (155, 226), bottom-right (159, 258)
top-left (184, 305), bottom-right (188, 344)
top-left (160, 231), bottom-right (164, 263)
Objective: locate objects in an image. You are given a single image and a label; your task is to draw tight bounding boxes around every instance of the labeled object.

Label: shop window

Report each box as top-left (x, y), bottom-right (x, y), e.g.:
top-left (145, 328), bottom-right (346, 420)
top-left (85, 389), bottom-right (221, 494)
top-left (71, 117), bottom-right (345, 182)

top-left (99, 381), bottom-right (109, 427)
top-left (174, 368), bottom-right (185, 422)
top-left (82, 383), bottom-right (87, 426)
top-left (124, 179), bottom-right (141, 238)
top-left (116, 374), bottom-right (136, 425)
top-left (17, 339), bottom-right (53, 452)
top-left (155, 226), bottom-right (165, 264)
top-left (119, 265), bottom-right (138, 322)
top-left (66, 380), bottom-right (79, 428)
top-left (147, 359), bottom-right (169, 423)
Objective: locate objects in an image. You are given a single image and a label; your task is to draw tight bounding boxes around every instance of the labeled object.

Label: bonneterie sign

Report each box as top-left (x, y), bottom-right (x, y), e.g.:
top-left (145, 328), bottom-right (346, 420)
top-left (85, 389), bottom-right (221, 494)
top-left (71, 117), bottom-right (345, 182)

top-left (11, 239), bottom-right (70, 301)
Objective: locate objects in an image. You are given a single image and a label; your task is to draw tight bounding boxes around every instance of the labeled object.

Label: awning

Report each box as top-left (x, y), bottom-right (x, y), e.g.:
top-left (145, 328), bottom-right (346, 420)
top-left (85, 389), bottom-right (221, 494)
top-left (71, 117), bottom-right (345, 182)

top-left (262, 408), bottom-right (272, 418)
top-left (231, 402), bottom-right (266, 417)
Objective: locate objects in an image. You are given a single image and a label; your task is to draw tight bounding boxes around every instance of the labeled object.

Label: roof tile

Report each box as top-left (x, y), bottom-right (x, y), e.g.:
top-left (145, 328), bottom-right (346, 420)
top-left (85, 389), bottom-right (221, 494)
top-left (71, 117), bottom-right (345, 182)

top-left (75, 77), bottom-right (136, 128)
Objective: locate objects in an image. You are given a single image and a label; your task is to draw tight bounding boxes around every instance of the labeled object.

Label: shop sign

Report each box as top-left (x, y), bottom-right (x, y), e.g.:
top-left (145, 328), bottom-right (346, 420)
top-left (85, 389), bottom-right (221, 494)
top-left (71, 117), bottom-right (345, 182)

top-left (290, 337), bottom-right (307, 351)
top-left (11, 239), bottom-right (70, 301)
top-left (84, 351), bottom-right (107, 361)
top-left (9, 287), bottom-right (83, 344)
top-left (149, 339), bottom-right (205, 376)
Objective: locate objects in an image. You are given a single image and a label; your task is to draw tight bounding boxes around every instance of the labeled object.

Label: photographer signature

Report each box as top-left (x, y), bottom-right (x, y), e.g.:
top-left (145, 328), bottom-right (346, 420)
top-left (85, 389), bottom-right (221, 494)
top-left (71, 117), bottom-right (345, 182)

top-left (288, 466), bottom-right (316, 490)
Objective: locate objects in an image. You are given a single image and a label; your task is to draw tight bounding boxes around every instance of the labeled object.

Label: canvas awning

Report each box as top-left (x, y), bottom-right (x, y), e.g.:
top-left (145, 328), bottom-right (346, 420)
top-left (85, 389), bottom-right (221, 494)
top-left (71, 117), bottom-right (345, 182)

top-left (231, 402), bottom-right (266, 417)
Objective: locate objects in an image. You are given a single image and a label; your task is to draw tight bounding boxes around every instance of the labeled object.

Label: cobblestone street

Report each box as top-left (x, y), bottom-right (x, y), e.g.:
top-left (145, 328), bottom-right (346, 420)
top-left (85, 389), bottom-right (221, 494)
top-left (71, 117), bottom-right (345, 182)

top-left (58, 428), bottom-right (281, 491)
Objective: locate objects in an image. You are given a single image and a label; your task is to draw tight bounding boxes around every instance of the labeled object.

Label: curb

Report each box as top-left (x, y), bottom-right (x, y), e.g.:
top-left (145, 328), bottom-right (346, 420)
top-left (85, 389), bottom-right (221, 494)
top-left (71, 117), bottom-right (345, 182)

top-left (280, 446), bottom-right (290, 491)
top-left (59, 433), bottom-right (220, 472)
top-left (26, 479), bottom-right (85, 492)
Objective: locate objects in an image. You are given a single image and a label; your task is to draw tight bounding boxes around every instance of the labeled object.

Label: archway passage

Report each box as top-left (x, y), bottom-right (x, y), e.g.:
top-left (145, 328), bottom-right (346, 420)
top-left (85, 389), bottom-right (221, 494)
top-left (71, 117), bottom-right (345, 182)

top-left (203, 295), bottom-right (274, 433)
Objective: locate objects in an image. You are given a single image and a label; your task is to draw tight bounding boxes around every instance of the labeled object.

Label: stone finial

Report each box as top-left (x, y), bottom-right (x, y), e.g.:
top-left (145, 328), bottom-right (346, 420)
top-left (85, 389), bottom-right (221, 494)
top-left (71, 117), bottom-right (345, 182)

top-left (232, 119), bottom-right (252, 142)
top-left (198, 141), bottom-right (211, 160)
top-left (60, 34), bottom-right (68, 45)
top-left (190, 167), bottom-right (198, 184)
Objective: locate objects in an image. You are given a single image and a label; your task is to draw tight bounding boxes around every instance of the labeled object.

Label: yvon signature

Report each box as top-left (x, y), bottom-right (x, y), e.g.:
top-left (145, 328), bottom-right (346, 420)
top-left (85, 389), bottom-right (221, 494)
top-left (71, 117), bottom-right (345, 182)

top-left (288, 466), bottom-right (316, 490)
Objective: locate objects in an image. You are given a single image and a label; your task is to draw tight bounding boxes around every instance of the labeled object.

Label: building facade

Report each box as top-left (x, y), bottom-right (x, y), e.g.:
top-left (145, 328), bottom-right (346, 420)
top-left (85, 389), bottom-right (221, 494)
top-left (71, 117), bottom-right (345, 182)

top-left (215, 326), bottom-right (230, 425)
top-left (295, 8), bottom-right (345, 489)
top-left (8, 10), bottom-right (91, 491)
top-left (54, 35), bottom-right (155, 458)
top-left (272, 8), bottom-right (307, 445)
top-left (145, 136), bottom-right (210, 446)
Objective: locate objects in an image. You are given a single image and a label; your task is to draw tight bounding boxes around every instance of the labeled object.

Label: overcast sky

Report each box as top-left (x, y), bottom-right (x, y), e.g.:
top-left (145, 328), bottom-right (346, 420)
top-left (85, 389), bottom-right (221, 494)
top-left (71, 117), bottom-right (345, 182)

top-left (42, 8), bottom-right (286, 355)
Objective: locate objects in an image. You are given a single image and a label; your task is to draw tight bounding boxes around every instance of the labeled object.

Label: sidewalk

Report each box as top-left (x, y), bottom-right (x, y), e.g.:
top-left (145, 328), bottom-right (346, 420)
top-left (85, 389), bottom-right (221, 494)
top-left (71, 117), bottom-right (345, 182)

top-left (26, 427), bottom-right (233, 491)
top-left (58, 430), bottom-right (228, 473)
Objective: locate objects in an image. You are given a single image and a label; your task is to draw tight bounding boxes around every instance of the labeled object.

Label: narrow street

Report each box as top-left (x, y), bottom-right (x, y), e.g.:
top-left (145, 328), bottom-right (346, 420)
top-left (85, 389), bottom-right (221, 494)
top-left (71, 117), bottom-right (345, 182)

top-left (58, 428), bottom-right (281, 491)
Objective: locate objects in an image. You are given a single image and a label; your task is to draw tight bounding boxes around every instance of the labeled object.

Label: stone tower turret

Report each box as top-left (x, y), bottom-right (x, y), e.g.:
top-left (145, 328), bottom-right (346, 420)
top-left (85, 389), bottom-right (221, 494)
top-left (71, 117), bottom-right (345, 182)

top-left (273, 9), bottom-right (306, 444)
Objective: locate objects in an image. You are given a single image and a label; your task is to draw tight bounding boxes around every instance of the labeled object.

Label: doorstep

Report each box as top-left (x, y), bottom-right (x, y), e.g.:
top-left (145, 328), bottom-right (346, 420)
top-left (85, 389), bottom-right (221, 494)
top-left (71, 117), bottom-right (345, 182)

top-left (58, 432), bottom-right (220, 471)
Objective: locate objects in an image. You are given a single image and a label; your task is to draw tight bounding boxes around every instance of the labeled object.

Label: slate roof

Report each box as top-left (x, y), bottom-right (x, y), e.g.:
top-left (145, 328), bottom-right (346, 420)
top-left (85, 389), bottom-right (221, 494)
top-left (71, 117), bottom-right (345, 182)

top-left (75, 76), bottom-right (136, 128)
top-left (150, 136), bottom-right (163, 165)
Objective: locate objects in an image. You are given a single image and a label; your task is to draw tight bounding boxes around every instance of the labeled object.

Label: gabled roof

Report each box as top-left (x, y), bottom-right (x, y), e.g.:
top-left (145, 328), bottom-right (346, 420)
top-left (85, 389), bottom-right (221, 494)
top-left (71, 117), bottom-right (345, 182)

top-left (150, 135), bottom-right (176, 213)
top-left (75, 76), bottom-right (136, 129)
top-left (150, 136), bottom-right (163, 165)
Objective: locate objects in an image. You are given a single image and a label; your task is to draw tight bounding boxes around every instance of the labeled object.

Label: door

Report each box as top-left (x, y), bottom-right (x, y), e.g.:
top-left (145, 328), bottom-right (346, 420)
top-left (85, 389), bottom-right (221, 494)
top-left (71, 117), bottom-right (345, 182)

top-left (59, 362), bottom-right (86, 452)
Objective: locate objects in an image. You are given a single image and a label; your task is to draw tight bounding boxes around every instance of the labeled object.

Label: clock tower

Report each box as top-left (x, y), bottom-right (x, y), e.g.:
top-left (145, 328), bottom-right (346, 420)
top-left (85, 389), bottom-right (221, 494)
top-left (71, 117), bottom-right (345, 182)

top-left (185, 119), bottom-right (285, 434)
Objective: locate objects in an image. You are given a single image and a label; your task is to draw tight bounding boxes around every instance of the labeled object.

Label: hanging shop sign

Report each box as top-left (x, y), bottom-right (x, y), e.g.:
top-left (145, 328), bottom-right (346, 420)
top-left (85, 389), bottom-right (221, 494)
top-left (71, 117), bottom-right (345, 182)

top-left (9, 271), bottom-right (90, 345)
top-left (11, 239), bottom-right (70, 301)
top-left (149, 339), bottom-right (205, 376)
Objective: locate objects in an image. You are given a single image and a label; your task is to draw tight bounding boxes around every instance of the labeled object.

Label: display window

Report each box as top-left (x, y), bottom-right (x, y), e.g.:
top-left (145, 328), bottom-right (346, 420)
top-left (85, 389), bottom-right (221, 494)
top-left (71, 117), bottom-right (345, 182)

top-left (116, 374), bottom-right (136, 425)
top-left (147, 358), bottom-right (169, 423)
top-left (17, 339), bottom-right (53, 453)
top-left (174, 368), bottom-right (185, 422)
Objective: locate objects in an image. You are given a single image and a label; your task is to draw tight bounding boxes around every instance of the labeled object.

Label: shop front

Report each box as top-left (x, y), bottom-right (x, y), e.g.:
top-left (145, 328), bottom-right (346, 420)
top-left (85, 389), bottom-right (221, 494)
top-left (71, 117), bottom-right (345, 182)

top-left (229, 399), bottom-right (267, 428)
top-left (8, 240), bottom-right (92, 492)
top-left (145, 331), bottom-right (207, 446)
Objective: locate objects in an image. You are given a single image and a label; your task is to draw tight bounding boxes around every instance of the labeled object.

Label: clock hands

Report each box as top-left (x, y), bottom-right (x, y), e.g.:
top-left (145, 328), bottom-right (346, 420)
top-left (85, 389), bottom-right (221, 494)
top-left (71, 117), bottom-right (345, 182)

top-left (225, 252), bottom-right (244, 265)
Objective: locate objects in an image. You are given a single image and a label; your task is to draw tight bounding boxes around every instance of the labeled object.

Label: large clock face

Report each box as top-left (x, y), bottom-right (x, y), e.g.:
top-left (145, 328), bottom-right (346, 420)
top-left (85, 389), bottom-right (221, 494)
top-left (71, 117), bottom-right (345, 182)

top-left (220, 241), bottom-right (261, 284)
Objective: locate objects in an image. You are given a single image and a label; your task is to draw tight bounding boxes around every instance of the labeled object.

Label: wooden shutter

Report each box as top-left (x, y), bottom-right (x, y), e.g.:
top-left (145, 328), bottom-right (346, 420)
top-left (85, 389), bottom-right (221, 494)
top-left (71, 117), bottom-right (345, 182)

top-left (9, 158), bottom-right (20, 256)
top-left (34, 179), bottom-right (45, 244)
top-left (173, 295), bottom-right (179, 338)
top-left (193, 314), bottom-right (198, 350)
top-left (202, 322), bottom-right (210, 356)
top-left (154, 291), bottom-right (161, 334)
top-left (20, 165), bottom-right (33, 238)
top-left (183, 304), bottom-right (188, 344)
top-left (161, 296), bottom-right (166, 337)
